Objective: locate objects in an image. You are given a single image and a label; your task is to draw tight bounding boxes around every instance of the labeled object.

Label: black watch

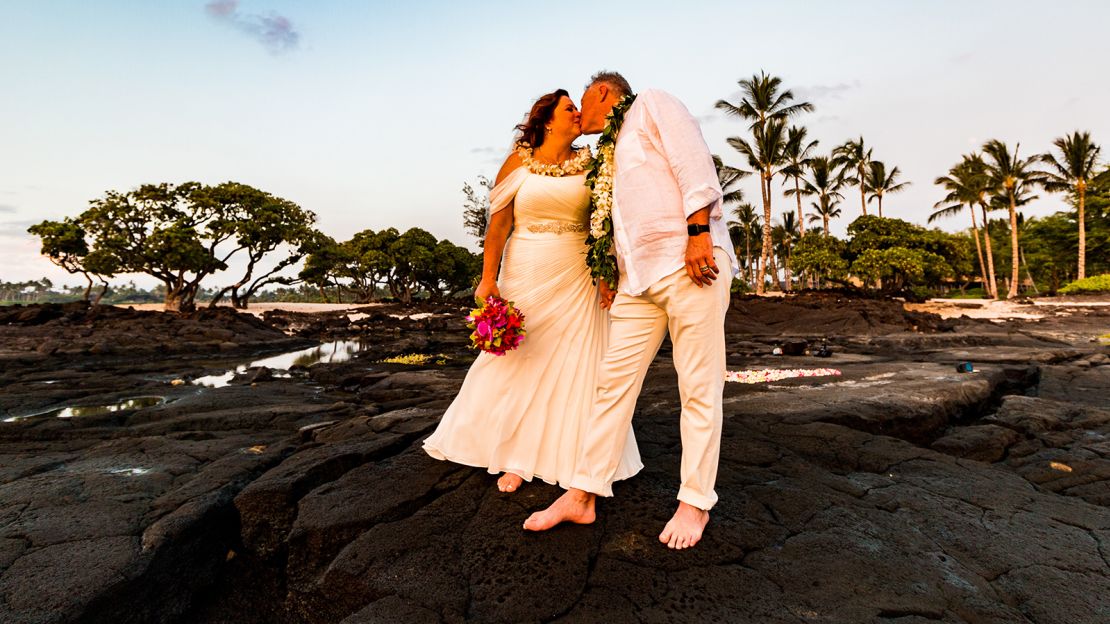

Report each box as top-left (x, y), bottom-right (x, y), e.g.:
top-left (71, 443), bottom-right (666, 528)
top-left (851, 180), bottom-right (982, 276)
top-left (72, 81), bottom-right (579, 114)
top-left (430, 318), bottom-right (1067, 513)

top-left (687, 223), bottom-right (710, 236)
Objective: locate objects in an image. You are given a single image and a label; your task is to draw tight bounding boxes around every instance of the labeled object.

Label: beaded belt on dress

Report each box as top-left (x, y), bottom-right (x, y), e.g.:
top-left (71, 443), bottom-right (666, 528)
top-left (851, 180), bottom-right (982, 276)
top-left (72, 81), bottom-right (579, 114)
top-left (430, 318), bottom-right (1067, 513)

top-left (525, 221), bottom-right (587, 234)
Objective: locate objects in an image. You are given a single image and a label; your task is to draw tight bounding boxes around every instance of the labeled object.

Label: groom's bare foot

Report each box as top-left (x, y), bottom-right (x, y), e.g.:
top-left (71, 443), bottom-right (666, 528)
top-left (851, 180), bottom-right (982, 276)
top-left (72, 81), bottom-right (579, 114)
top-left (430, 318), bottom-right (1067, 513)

top-left (659, 502), bottom-right (709, 550)
top-left (523, 489), bottom-right (595, 531)
top-left (497, 472), bottom-right (523, 493)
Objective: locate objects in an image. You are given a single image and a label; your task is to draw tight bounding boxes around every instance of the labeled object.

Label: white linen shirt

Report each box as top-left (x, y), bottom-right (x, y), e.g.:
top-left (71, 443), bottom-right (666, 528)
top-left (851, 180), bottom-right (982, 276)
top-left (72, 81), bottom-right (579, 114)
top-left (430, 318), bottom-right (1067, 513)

top-left (610, 89), bottom-right (739, 296)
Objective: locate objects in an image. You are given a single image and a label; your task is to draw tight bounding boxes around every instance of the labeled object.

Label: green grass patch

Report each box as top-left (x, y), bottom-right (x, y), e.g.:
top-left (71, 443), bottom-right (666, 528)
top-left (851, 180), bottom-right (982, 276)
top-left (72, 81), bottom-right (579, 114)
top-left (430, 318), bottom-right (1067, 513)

top-left (1060, 274), bottom-right (1110, 295)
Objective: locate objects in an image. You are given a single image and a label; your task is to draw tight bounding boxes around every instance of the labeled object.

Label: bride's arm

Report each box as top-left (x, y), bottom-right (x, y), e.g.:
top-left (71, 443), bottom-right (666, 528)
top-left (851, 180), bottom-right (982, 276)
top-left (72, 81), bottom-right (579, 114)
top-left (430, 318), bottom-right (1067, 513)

top-left (474, 152), bottom-right (523, 300)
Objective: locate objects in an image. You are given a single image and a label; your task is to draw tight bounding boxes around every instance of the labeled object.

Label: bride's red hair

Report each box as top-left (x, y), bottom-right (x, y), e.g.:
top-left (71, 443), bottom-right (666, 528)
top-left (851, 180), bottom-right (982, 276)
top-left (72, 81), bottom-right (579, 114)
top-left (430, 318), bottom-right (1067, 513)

top-left (514, 89), bottom-right (569, 149)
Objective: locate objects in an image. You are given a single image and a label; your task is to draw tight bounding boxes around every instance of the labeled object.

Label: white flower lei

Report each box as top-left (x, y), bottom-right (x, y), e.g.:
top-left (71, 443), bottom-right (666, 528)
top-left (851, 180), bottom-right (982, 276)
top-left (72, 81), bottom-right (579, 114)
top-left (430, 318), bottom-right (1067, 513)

top-left (588, 142), bottom-right (616, 239)
top-left (516, 145), bottom-right (593, 177)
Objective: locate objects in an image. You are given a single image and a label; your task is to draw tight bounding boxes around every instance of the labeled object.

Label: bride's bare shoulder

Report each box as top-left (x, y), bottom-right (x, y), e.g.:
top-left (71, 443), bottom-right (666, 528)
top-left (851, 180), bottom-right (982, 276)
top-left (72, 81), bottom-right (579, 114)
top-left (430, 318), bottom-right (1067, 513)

top-left (495, 149), bottom-right (525, 185)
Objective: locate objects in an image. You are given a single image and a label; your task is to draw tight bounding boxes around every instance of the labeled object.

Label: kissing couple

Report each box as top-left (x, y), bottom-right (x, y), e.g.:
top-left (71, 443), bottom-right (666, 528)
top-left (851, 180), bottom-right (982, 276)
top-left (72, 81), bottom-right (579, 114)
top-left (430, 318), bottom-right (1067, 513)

top-left (423, 70), bottom-right (737, 550)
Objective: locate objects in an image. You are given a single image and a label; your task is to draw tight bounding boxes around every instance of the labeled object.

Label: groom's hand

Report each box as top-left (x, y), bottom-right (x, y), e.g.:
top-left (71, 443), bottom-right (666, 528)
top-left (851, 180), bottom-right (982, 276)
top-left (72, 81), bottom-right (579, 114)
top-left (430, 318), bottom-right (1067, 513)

top-left (685, 233), bottom-right (719, 287)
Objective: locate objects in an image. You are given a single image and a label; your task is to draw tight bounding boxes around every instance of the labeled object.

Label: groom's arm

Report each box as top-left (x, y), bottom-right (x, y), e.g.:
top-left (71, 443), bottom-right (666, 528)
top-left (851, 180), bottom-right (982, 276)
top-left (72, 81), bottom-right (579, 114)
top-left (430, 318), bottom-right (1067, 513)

top-left (642, 90), bottom-right (723, 222)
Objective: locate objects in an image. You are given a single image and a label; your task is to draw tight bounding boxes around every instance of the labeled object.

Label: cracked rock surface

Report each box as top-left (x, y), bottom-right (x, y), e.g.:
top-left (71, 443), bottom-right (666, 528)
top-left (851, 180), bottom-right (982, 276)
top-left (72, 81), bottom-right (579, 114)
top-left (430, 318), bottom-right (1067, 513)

top-left (1, 295), bottom-right (1109, 623)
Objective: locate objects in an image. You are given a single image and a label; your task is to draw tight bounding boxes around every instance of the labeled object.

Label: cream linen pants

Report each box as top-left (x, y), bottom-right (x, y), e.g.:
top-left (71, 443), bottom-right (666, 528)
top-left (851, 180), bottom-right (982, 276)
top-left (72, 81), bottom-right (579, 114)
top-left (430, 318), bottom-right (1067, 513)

top-left (569, 248), bottom-right (731, 510)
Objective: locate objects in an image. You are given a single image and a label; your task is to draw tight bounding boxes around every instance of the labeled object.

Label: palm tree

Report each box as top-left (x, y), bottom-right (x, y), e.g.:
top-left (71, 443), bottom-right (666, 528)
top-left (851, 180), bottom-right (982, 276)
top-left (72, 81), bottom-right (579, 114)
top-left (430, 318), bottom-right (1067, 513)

top-left (774, 211), bottom-right (801, 292)
top-left (715, 71), bottom-right (814, 132)
top-left (713, 154), bottom-right (750, 206)
top-left (781, 126), bottom-right (819, 230)
top-left (801, 156), bottom-right (844, 236)
top-left (865, 161), bottom-right (910, 218)
top-left (833, 137), bottom-right (872, 216)
top-left (728, 203), bottom-right (760, 287)
top-left (931, 156), bottom-right (994, 297)
top-left (1040, 131), bottom-right (1102, 280)
top-left (717, 71), bottom-right (812, 294)
top-left (728, 119), bottom-right (788, 295)
top-left (982, 140), bottom-right (1044, 299)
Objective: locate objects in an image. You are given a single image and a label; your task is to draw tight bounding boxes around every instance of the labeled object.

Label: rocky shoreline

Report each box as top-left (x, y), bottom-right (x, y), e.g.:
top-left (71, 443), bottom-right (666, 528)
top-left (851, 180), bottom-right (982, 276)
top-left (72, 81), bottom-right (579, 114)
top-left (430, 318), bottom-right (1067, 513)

top-left (1, 295), bottom-right (1108, 623)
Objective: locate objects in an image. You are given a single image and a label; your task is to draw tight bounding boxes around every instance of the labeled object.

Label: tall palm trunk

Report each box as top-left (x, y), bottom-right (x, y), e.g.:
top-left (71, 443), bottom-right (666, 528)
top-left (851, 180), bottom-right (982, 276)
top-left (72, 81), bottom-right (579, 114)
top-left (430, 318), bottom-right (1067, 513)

top-left (756, 173), bottom-right (772, 295)
top-left (876, 194), bottom-right (883, 218)
top-left (979, 203), bottom-right (998, 298)
top-left (823, 214), bottom-right (830, 237)
top-left (783, 243), bottom-right (793, 292)
top-left (859, 163), bottom-right (868, 216)
top-left (1078, 184), bottom-right (1087, 280)
top-left (794, 177), bottom-right (804, 234)
top-left (768, 252), bottom-right (783, 291)
top-left (744, 230), bottom-right (753, 287)
top-left (968, 205), bottom-right (989, 297)
top-left (1006, 192), bottom-right (1020, 299)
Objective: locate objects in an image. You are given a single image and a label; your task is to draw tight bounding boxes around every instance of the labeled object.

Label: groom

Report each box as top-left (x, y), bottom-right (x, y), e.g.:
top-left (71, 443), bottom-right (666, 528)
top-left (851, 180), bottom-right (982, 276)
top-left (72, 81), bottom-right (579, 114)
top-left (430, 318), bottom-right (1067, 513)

top-left (524, 71), bottom-right (737, 549)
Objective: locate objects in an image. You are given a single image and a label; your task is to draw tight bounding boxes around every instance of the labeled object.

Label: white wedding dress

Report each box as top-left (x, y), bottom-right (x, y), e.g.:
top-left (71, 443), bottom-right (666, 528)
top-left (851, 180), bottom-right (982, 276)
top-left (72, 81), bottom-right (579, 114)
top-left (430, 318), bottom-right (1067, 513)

top-left (423, 166), bottom-right (643, 487)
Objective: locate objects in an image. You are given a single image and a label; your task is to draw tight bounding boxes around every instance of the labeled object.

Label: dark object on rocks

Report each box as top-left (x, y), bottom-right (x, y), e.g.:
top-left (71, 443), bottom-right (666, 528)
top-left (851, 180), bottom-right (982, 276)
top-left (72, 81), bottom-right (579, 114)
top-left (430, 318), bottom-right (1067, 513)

top-left (814, 341), bottom-right (833, 358)
top-left (781, 340), bottom-right (808, 356)
top-left (956, 362), bottom-right (975, 373)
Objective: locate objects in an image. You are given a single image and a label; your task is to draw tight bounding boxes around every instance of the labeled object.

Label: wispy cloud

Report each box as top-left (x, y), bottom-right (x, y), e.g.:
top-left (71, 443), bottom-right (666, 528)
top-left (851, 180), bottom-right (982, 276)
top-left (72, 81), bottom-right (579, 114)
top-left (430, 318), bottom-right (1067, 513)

top-left (793, 81), bottom-right (862, 103)
top-left (204, 0), bottom-right (299, 53)
top-left (0, 218), bottom-right (36, 236)
top-left (470, 147), bottom-right (501, 155)
top-left (0, 205), bottom-right (16, 214)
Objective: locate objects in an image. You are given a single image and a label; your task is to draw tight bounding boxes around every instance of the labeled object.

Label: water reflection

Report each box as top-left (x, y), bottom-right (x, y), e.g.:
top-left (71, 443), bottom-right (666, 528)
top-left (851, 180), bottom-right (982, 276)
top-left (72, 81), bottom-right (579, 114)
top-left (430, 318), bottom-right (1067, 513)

top-left (3, 396), bottom-right (166, 422)
top-left (193, 340), bottom-right (367, 388)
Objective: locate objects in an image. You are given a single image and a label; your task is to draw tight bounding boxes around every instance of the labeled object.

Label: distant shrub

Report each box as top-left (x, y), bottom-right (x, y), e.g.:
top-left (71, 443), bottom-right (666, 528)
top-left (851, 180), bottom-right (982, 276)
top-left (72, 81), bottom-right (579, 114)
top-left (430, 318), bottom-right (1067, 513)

top-left (1059, 274), bottom-right (1110, 295)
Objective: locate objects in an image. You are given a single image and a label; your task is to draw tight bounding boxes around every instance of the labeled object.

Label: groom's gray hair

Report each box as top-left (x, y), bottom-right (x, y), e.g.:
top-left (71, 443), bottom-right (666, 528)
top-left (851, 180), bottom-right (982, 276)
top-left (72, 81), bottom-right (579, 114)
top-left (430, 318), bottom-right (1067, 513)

top-left (587, 70), bottom-right (632, 97)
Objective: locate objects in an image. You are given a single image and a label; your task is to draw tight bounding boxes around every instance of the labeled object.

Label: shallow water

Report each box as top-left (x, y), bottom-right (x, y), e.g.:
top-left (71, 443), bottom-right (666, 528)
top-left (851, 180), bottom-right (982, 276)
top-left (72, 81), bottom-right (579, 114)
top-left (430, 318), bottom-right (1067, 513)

top-left (3, 396), bottom-right (166, 422)
top-left (192, 340), bottom-right (368, 388)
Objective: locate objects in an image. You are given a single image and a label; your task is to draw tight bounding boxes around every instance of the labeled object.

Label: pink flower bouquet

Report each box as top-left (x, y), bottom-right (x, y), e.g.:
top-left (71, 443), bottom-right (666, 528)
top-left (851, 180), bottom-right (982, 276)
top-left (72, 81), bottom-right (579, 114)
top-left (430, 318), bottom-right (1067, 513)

top-left (466, 295), bottom-right (526, 356)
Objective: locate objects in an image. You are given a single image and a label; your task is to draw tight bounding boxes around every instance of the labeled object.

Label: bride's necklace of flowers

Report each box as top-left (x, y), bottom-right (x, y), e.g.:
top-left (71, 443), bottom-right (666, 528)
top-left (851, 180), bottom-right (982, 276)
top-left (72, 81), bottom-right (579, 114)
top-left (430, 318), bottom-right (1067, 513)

top-left (585, 93), bottom-right (636, 289)
top-left (517, 145), bottom-right (593, 177)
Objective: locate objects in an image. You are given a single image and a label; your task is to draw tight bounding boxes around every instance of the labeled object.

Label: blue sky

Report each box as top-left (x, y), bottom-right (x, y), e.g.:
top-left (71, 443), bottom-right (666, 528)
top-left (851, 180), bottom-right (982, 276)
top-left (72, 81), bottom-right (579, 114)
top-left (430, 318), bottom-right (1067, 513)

top-left (2, 1), bottom-right (1108, 286)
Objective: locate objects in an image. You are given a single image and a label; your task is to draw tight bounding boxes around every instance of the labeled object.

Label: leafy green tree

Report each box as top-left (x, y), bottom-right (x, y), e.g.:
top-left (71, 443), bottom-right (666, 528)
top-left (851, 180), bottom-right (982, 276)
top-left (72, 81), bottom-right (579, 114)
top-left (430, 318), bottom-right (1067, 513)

top-left (982, 140), bottom-right (1044, 298)
top-left (864, 161), bottom-right (910, 218)
top-left (1039, 131), bottom-right (1102, 280)
top-left (299, 235), bottom-right (347, 302)
top-left (846, 215), bottom-right (968, 297)
top-left (198, 182), bottom-right (319, 309)
top-left (792, 233), bottom-right (849, 287)
top-left (427, 240), bottom-right (482, 299)
top-left (27, 219), bottom-right (115, 303)
top-left (388, 228), bottom-right (439, 303)
top-left (833, 137), bottom-right (872, 216)
top-left (462, 175), bottom-right (493, 245)
top-left (69, 181), bottom-right (314, 311)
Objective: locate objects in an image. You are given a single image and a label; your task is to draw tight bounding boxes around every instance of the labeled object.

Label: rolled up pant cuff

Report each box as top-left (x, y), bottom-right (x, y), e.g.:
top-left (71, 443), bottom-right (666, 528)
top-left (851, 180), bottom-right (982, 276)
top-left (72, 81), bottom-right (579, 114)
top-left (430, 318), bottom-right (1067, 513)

top-left (677, 486), bottom-right (717, 511)
top-left (568, 475), bottom-right (613, 498)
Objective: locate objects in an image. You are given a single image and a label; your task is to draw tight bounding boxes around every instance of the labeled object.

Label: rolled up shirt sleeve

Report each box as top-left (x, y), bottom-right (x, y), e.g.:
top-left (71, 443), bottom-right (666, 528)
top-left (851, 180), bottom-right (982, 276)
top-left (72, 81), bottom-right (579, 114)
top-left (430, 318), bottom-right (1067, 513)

top-left (642, 90), bottom-right (724, 220)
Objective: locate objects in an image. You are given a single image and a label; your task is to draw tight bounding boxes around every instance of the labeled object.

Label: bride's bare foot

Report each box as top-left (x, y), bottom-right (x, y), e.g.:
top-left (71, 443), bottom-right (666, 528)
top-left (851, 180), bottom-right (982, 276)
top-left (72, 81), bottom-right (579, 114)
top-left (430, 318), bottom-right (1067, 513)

top-left (497, 472), bottom-right (523, 493)
top-left (523, 489), bottom-right (595, 531)
top-left (659, 501), bottom-right (709, 550)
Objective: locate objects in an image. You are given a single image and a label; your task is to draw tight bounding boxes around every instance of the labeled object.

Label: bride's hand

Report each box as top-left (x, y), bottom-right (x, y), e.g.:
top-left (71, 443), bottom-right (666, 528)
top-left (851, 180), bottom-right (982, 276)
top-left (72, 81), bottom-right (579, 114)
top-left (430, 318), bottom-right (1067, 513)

top-left (474, 278), bottom-right (500, 301)
top-left (599, 280), bottom-right (616, 310)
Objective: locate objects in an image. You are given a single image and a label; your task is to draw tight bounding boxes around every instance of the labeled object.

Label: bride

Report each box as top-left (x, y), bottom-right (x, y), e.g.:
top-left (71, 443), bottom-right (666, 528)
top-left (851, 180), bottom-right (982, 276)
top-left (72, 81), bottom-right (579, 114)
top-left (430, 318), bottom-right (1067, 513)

top-left (423, 89), bottom-right (642, 493)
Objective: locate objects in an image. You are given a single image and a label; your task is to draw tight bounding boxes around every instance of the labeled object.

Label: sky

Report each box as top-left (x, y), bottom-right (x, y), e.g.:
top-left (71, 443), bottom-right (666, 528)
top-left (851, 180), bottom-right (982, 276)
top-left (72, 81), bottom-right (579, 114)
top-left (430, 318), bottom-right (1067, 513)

top-left (2, 0), bottom-right (1108, 288)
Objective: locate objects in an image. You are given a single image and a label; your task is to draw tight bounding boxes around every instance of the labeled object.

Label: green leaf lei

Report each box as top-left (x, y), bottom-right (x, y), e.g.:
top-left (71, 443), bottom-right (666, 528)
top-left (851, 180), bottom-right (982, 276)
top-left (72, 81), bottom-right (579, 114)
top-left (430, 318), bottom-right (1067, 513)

top-left (584, 93), bottom-right (636, 289)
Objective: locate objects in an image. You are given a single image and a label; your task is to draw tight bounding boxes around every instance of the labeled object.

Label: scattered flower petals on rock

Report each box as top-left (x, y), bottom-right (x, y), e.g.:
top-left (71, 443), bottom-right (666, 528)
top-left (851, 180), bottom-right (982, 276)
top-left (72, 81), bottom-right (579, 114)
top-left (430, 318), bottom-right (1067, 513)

top-left (725, 368), bottom-right (842, 384)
